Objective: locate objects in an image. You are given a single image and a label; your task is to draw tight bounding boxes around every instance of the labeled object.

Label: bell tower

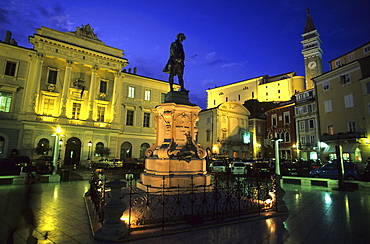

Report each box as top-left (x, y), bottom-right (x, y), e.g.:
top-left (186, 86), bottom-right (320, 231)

top-left (302, 9), bottom-right (323, 89)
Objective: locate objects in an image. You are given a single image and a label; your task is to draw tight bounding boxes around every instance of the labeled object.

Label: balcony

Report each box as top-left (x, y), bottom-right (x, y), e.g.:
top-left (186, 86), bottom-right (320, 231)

top-left (36, 115), bottom-right (58, 123)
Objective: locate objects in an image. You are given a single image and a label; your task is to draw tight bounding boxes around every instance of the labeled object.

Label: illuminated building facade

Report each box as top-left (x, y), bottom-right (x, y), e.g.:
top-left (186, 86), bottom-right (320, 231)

top-left (313, 42), bottom-right (370, 163)
top-left (197, 102), bottom-right (251, 159)
top-left (0, 26), bottom-right (172, 165)
top-left (294, 88), bottom-right (320, 161)
top-left (206, 71), bottom-right (305, 109)
top-left (265, 102), bottom-right (298, 161)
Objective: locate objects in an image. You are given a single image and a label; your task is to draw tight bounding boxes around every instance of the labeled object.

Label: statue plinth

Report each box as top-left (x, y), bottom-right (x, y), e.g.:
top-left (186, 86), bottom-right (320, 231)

top-left (138, 92), bottom-right (211, 191)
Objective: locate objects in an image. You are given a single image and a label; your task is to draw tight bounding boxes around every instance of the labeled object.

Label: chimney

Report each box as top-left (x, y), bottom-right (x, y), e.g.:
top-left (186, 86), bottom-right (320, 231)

top-left (133, 67), bottom-right (137, 74)
top-left (128, 68), bottom-right (132, 73)
top-left (5, 31), bottom-right (12, 43)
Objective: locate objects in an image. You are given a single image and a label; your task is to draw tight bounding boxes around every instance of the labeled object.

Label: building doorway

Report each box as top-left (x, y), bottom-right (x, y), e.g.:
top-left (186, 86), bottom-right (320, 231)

top-left (121, 141), bottom-right (132, 160)
top-left (64, 137), bottom-right (81, 166)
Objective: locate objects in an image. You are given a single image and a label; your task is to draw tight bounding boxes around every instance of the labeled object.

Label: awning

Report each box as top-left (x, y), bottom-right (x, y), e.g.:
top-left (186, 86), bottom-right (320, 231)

top-left (323, 145), bottom-right (335, 153)
top-left (323, 143), bottom-right (359, 154)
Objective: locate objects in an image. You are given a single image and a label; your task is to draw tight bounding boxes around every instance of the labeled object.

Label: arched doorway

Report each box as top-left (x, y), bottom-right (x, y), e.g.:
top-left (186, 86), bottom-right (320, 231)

top-left (139, 143), bottom-right (150, 159)
top-left (64, 137), bottom-right (81, 166)
top-left (121, 141), bottom-right (132, 160)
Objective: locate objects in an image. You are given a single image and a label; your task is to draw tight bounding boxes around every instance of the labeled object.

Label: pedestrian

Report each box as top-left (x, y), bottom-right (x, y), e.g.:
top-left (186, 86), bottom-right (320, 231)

top-left (3, 173), bottom-right (40, 244)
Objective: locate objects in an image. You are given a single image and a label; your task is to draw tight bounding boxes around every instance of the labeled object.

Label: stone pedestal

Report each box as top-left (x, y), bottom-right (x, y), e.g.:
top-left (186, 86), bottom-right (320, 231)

top-left (139, 91), bottom-right (211, 191)
top-left (94, 179), bottom-right (128, 241)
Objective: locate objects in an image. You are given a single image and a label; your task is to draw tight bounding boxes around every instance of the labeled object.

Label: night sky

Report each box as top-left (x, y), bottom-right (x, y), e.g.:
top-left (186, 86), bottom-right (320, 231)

top-left (1, 0), bottom-right (369, 109)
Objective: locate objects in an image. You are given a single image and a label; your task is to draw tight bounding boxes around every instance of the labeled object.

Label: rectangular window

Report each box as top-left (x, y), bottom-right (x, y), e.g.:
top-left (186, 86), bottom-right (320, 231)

top-left (340, 74), bottom-right (351, 85)
top-left (222, 131), bottom-right (227, 140)
top-left (160, 93), bottom-right (166, 103)
top-left (47, 69), bottom-right (58, 84)
top-left (344, 94), bottom-right (354, 108)
top-left (100, 80), bottom-right (107, 94)
top-left (97, 106), bottom-right (105, 122)
top-left (364, 45), bottom-right (370, 54)
top-left (334, 59), bottom-right (342, 68)
top-left (0, 92), bottom-right (12, 112)
top-left (72, 103), bottom-right (81, 119)
top-left (144, 90), bottom-right (151, 101)
top-left (43, 98), bottom-right (55, 116)
top-left (299, 121), bottom-right (305, 132)
top-left (366, 82), bottom-right (370, 94)
top-left (348, 121), bottom-right (356, 132)
top-left (206, 131), bottom-right (210, 142)
top-left (307, 104), bottom-right (312, 113)
top-left (324, 100), bottom-right (332, 113)
top-left (309, 119), bottom-right (315, 130)
top-left (348, 53), bottom-right (355, 61)
top-left (128, 86), bottom-right (135, 98)
top-left (323, 81), bottom-right (330, 91)
top-left (328, 125), bottom-right (334, 135)
top-left (310, 135), bottom-right (315, 143)
top-left (5, 61), bottom-right (17, 76)
top-left (300, 136), bottom-right (306, 145)
top-left (143, 112), bottom-right (150, 127)
top-left (126, 110), bottom-right (134, 126)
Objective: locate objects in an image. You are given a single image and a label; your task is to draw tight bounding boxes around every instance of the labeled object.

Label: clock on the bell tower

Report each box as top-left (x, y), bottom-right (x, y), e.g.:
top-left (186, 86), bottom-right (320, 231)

top-left (301, 9), bottom-right (323, 89)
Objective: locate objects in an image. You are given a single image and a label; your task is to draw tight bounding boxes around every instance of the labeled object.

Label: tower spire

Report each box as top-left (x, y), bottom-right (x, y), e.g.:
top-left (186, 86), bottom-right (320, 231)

top-left (304, 8), bottom-right (316, 35)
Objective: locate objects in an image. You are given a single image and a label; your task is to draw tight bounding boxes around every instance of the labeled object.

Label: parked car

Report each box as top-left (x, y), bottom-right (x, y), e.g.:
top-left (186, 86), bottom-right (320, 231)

top-left (0, 156), bottom-right (32, 175)
top-left (210, 160), bottom-right (227, 173)
top-left (230, 162), bottom-right (247, 174)
top-left (309, 162), bottom-right (359, 180)
top-left (33, 156), bottom-right (54, 174)
top-left (251, 162), bottom-right (273, 176)
top-left (93, 158), bottom-right (122, 168)
top-left (281, 162), bottom-right (298, 176)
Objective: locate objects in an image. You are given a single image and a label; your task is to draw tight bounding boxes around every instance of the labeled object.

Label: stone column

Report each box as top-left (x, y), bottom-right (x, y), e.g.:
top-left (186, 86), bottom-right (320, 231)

top-left (110, 71), bottom-right (122, 127)
top-left (87, 65), bottom-right (98, 122)
top-left (24, 53), bottom-right (44, 115)
top-left (60, 60), bottom-right (73, 118)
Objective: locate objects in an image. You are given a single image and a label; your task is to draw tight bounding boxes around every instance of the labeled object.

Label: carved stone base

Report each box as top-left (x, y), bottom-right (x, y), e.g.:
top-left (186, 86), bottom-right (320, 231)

top-left (139, 158), bottom-right (211, 191)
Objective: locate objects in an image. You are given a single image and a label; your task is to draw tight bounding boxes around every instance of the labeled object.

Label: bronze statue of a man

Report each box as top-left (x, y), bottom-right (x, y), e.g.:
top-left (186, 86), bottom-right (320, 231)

top-left (163, 33), bottom-right (186, 91)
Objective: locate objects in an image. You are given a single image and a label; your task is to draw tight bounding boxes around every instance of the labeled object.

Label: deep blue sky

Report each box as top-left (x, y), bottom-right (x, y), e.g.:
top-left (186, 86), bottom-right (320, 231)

top-left (1, 0), bottom-right (369, 109)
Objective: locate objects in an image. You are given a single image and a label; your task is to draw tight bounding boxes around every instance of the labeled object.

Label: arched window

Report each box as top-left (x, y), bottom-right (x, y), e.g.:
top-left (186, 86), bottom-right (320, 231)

top-left (285, 132), bottom-right (291, 142)
top-left (0, 136), bottom-right (4, 154)
top-left (95, 142), bottom-right (104, 156)
top-left (139, 143), bottom-right (150, 159)
top-left (121, 142), bottom-right (132, 160)
top-left (35, 138), bottom-right (51, 155)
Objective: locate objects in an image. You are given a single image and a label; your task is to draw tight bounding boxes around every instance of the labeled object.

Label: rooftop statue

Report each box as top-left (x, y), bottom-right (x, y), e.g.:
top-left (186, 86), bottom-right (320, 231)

top-left (70, 24), bottom-right (102, 42)
top-left (163, 33), bottom-right (186, 91)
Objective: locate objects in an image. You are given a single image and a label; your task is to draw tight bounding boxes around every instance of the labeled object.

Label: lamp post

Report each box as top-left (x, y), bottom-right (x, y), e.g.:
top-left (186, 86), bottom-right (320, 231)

top-left (58, 139), bottom-right (63, 160)
top-left (271, 137), bottom-right (287, 212)
top-left (88, 141), bottom-right (92, 160)
top-left (52, 126), bottom-right (62, 175)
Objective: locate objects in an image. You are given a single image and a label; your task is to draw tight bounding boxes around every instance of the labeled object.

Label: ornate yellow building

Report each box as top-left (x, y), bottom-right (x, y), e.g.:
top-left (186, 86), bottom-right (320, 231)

top-left (206, 71), bottom-right (304, 109)
top-left (0, 25), bottom-right (174, 166)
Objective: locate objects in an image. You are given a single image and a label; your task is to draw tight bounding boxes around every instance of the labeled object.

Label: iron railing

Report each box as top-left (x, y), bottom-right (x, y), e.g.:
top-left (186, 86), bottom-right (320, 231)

top-left (89, 170), bottom-right (277, 234)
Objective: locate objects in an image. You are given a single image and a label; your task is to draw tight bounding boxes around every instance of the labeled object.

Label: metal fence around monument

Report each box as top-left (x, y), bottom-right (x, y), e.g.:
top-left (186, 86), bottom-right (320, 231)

top-left (88, 170), bottom-right (277, 234)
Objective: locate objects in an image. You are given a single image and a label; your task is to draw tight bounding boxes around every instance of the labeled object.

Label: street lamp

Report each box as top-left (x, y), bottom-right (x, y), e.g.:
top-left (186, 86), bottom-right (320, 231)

top-left (58, 139), bottom-right (63, 160)
top-left (88, 141), bottom-right (92, 160)
top-left (52, 126), bottom-right (63, 175)
top-left (271, 137), bottom-right (287, 212)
